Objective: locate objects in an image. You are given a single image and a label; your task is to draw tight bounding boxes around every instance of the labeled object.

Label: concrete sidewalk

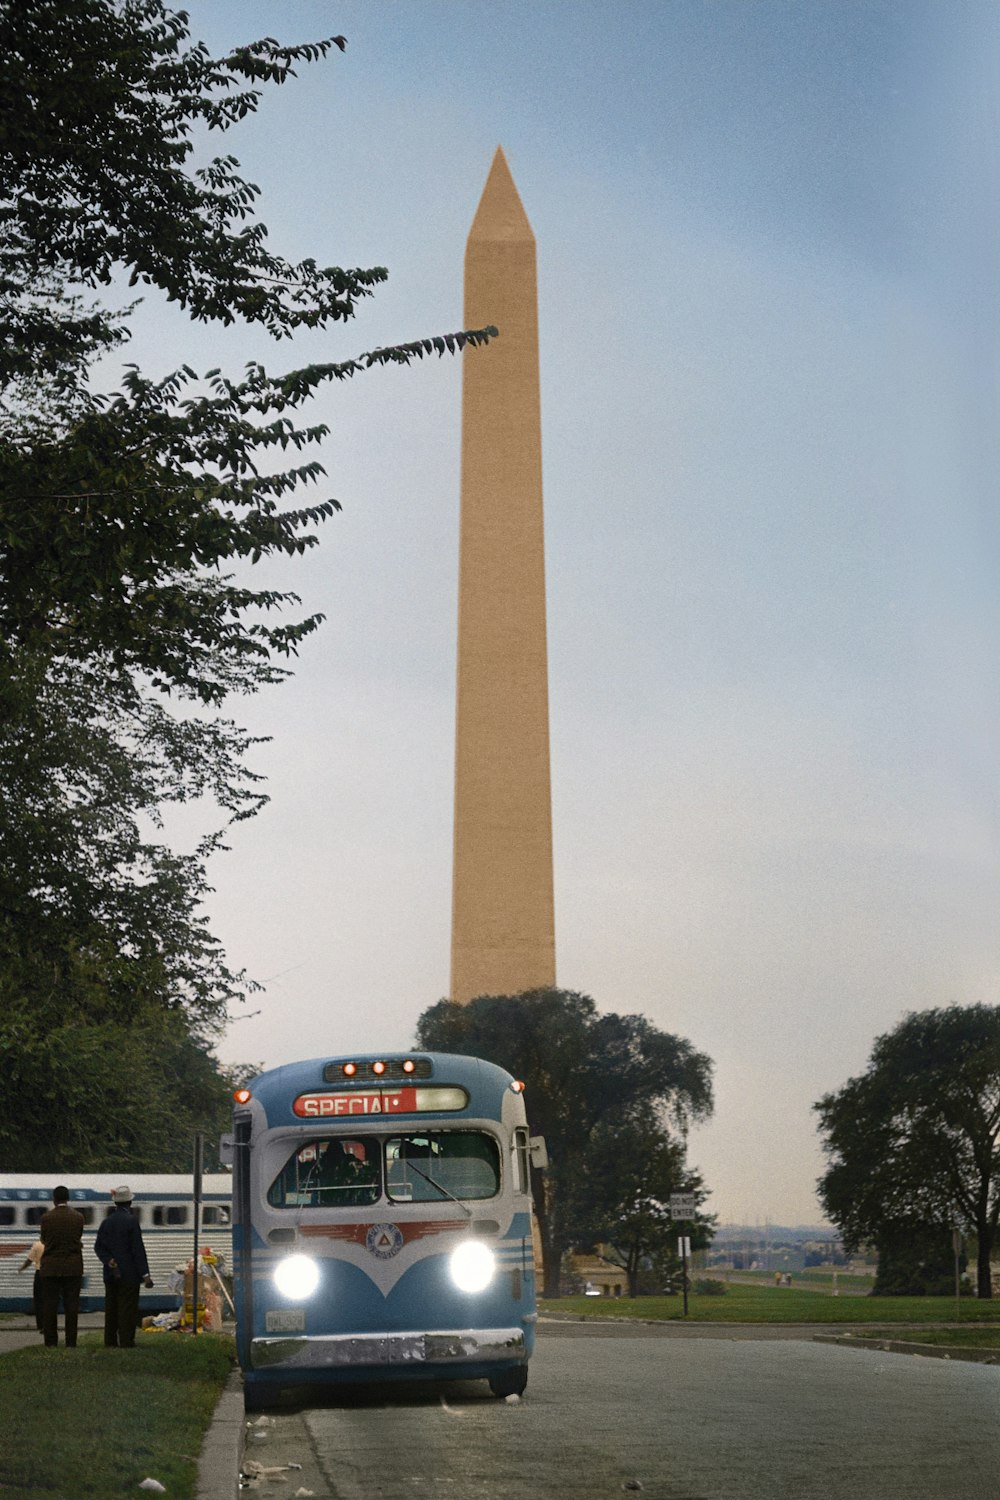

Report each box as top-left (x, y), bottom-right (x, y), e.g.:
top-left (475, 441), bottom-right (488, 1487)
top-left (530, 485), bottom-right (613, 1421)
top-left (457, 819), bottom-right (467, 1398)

top-left (196, 1369), bottom-right (245, 1500)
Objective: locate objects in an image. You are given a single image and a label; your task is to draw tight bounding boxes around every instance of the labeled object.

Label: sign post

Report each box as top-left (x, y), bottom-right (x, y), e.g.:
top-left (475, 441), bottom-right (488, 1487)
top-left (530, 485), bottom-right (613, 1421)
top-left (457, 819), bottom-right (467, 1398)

top-left (192, 1133), bottom-right (203, 1336)
top-left (952, 1227), bottom-right (962, 1323)
top-left (670, 1194), bottom-right (697, 1317)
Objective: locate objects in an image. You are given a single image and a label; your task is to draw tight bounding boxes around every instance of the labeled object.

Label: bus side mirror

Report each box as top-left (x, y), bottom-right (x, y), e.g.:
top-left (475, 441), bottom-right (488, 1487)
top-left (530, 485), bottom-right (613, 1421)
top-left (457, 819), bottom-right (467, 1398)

top-left (529, 1136), bottom-right (548, 1169)
top-left (219, 1133), bottom-right (235, 1166)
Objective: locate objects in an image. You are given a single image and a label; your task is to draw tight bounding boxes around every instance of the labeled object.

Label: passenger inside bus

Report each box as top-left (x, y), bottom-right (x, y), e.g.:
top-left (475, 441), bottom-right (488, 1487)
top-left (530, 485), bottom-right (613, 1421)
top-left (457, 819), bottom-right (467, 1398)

top-left (315, 1141), bottom-right (378, 1205)
top-left (267, 1138), bottom-right (380, 1208)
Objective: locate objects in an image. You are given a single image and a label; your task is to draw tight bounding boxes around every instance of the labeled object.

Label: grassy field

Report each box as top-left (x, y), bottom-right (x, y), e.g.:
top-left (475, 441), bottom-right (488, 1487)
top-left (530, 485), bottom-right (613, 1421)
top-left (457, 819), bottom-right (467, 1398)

top-left (0, 1331), bottom-right (234, 1500)
top-left (541, 1283), bottom-right (1000, 1324)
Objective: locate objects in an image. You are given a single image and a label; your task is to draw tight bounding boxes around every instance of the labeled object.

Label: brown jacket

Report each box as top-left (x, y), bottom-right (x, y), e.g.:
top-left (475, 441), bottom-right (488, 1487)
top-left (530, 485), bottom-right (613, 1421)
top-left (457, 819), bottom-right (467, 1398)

top-left (39, 1204), bottom-right (85, 1277)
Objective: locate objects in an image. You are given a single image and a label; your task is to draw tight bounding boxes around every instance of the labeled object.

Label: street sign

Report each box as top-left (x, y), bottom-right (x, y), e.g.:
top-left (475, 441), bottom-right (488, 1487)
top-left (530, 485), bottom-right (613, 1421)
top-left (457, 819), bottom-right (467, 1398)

top-left (669, 1194), bottom-right (696, 1220)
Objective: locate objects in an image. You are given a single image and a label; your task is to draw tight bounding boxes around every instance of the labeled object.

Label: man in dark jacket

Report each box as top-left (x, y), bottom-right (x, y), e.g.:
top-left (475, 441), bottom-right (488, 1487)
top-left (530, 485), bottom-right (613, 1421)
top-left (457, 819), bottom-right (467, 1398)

top-left (39, 1185), bottom-right (85, 1347)
top-left (94, 1186), bottom-right (153, 1347)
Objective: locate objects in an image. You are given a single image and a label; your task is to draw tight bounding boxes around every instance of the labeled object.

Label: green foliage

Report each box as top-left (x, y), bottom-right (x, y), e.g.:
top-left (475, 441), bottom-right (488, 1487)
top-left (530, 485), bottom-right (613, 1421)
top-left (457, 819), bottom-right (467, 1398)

top-left (561, 1106), bottom-right (714, 1296)
top-left (0, 0), bottom-right (496, 698)
top-left (415, 988), bottom-right (713, 1294)
top-left (693, 1278), bottom-right (728, 1295)
top-left (816, 1005), bottom-right (1000, 1297)
top-left (0, 995), bottom-right (242, 1171)
top-left (0, 0), bottom-right (496, 1168)
top-left (871, 1222), bottom-right (968, 1297)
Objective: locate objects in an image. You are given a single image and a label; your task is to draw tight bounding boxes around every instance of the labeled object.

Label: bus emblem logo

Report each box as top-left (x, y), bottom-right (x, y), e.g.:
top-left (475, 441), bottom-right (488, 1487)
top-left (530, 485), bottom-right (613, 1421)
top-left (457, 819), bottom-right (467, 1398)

top-left (366, 1223), bottom-right (404, 1260)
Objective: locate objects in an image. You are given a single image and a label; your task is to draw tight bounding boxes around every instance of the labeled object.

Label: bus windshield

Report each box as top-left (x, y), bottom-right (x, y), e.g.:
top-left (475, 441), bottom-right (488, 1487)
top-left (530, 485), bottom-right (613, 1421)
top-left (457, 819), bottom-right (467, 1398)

top-left (386, 1131), bottom-right (500, 1203)
top-left (265, 1130), bottom-right (502, 1208)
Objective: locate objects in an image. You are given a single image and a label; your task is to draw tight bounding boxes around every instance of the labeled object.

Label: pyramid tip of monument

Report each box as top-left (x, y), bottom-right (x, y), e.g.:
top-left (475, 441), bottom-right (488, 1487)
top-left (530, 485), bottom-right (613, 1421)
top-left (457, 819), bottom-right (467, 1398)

top-left (467, 145), bottom-right (534, 243)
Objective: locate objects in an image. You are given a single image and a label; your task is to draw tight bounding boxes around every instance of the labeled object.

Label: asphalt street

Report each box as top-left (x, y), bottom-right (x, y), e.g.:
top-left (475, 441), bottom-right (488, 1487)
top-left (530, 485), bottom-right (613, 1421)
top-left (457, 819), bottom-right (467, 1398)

top-left (240, 1323), bottom-right (1000, 1500)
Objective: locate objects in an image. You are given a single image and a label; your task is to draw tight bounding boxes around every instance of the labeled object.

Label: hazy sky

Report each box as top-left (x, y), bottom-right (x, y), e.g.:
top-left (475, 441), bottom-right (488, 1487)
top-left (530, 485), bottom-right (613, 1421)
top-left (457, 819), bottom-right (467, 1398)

top-left (107, 1), bottom-right (1000, 1225)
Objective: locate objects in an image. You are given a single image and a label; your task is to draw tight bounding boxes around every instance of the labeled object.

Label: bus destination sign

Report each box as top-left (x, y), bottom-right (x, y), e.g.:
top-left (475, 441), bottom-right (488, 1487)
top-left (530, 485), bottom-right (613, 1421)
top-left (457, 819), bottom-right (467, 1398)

top-left (294, 1089), bottom-right (418, 1118)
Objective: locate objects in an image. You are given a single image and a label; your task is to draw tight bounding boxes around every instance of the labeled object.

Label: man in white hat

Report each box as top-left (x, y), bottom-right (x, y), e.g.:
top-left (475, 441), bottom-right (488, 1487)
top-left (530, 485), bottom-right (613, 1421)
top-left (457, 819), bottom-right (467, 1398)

top-left (94, 1186), bottom-right (154, 1347)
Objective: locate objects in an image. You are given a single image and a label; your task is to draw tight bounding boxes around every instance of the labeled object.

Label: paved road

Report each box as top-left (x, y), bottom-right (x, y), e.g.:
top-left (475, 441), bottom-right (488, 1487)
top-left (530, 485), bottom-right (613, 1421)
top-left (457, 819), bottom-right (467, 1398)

top-left (242, 1324), bottom-right (1000, 1500)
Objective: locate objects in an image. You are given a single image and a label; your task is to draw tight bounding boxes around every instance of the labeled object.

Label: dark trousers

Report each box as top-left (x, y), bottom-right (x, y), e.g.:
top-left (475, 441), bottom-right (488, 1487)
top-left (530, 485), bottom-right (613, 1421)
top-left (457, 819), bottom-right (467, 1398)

top-left (40, 1275), bottom-right (82, 1347)
top-left (32, 1270), bottom-right (43, 1332)
top-left (103, 1281), bottom-right (141, 1347)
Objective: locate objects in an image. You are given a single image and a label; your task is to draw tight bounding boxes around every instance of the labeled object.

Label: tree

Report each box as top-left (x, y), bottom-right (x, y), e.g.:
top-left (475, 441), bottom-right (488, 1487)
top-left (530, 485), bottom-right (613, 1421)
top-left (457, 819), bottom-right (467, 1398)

top-left (1, 1), bottom-right (496, 1165)
top-left (1, 1004), bottom-right (245, 1173)
top-left (562, 1108), bottom-right (714, 1296)
top-left (815, 1005), bottom-right (1000, 1298)
top-left (415, 989), bottom-right (714, 1295)
top-left (870, 1222), bottom-right (965, 1297)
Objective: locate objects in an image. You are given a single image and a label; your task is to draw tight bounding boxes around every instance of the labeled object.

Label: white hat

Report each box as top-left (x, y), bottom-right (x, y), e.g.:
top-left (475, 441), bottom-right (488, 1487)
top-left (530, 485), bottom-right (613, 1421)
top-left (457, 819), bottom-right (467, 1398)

top-left (112, 1185), bottom-right (133, 1203)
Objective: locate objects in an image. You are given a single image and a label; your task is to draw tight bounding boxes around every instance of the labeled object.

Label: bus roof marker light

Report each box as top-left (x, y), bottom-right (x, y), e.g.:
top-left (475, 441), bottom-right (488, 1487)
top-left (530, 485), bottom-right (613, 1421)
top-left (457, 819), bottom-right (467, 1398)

top-left (402, 1059), bottom-right (415, 1074)
top-left (342, 1062), bottom-right (357, 1077)
top-left (372, 1060), bottom-right (386, 1076)
top-left (511, 1080), bottom-right (525, 1093)
top-left (233, 1088), bottom-right (252, 1105)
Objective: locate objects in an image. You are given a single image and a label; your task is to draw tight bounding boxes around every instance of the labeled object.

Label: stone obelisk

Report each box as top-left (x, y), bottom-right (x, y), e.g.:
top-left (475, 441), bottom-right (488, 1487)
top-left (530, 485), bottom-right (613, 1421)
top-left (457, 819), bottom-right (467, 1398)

top-left (450, 147), bottom-right (555, 1004)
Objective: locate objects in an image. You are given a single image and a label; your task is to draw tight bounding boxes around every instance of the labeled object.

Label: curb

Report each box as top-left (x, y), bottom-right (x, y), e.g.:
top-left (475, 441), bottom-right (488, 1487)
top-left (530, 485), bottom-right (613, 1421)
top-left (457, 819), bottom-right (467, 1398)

top-left (196, 1368), bottom-right (245, 1500)
top-left (813, 1334), bottom-right (1000, 1365)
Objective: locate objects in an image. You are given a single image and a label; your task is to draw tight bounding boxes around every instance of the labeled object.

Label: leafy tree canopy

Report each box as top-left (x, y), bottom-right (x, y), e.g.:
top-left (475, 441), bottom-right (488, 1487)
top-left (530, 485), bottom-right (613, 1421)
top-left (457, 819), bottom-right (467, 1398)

top-left (1, 1003), bottom-right (245, 1172)
top-left (0, 0), bottom-right (495, 1167)
top-left (815, 1005), bottom-right (1000, 1297)
top-left (415, 989), bottom-right (713, 1294)
top-left (1, 0), bottom-right (495, 701)
top-left (562, 1107), bottom-right (714, 1297)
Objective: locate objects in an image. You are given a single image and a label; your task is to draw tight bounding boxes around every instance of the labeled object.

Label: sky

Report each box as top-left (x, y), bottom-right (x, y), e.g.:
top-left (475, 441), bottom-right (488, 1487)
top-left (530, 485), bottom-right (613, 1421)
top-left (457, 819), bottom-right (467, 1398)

top-left (105, 1), bottom-right (1000, 1226)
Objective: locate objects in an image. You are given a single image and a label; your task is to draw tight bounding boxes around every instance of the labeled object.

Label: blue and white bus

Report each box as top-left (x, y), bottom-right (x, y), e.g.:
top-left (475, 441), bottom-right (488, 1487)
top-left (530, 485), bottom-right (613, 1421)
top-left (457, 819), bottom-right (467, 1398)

top-left (229, 1052), bottom-right (541, 1407)
top-left (0, 1174), bottom-right (233, 1314)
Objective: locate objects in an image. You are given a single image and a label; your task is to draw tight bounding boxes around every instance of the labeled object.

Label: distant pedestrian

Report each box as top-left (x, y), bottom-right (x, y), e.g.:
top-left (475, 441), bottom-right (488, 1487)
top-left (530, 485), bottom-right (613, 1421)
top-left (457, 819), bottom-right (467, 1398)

top-left (17, 1239), bottom-right (45, 1332)
top-left (39, 1186), bottom-right (85, 1347)
top-left (94, 1186), bottom-right (153, 1348)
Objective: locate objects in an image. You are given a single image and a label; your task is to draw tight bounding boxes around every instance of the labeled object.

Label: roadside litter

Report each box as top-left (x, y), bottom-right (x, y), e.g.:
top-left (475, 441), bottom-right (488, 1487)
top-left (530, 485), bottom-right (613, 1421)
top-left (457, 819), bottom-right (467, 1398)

top-left (241, 1459), bottom-right (306, 1487)
top-left (140, 1248), bottom-right (233, 1332)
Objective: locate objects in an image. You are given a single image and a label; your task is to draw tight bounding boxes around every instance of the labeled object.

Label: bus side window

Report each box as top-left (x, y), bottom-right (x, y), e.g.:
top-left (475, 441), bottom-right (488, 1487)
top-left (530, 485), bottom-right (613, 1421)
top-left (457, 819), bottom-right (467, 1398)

top-left (26, 1206), bottom-right (47, 1226)
top-left (514, 1129), bottom-right (530, 1195)
top-left (202, 1205), bottom-right (230, 1226)
top-left (0, 1206), bottom-right (14, 1226)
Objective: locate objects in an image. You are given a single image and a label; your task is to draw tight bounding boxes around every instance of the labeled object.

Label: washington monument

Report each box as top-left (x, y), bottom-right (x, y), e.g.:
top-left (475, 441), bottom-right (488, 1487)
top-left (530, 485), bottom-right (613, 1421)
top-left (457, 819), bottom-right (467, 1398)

top-left (450, 147), bottom-right (555, 1005)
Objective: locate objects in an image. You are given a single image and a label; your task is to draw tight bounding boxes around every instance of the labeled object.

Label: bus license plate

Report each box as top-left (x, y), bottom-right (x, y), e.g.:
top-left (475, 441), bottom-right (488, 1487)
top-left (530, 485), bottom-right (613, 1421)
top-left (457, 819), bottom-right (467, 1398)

top-left (266, 1309), bottom-right (305, 1332)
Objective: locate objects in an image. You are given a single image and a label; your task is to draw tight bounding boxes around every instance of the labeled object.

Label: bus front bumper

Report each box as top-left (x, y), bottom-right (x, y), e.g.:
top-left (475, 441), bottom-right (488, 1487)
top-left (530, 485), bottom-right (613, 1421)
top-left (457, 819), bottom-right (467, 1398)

top-left (250, 1326), bottom-right (525, 1371)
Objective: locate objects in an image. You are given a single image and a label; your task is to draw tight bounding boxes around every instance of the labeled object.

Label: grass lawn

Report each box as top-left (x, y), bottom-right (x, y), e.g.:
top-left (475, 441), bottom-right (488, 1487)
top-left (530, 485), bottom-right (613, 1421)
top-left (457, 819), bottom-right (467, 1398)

top-left (0, 1331), bottom-right (234, 1500)
top-left (541, 1283), bottom-right (1000, 1324)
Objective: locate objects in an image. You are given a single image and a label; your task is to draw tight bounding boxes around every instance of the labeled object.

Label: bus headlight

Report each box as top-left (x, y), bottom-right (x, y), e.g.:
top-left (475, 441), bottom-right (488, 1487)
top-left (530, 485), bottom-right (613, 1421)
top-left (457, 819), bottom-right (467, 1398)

top-left (273, 1254), bottom-right (320, 1300)
top-left (449, 1240), bottom-right (495, 1293)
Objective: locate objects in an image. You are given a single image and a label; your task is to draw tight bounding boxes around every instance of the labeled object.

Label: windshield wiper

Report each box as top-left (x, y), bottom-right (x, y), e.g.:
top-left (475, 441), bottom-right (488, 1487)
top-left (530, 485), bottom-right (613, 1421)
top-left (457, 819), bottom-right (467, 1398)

top-left (400, 1159), bottom-right (471, 1217)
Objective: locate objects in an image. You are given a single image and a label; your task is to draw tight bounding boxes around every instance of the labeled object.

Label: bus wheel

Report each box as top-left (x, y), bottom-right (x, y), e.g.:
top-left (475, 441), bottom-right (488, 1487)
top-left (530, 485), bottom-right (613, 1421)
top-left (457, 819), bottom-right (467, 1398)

top-left (488, 1366), bottom-right (528, 1398)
